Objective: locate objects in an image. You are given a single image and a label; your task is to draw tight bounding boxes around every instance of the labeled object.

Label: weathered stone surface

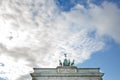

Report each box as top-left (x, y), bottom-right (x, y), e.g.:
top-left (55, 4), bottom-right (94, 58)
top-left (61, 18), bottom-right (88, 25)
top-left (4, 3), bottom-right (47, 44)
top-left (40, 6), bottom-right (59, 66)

top-left (31, 66), bottom-right (104, 80)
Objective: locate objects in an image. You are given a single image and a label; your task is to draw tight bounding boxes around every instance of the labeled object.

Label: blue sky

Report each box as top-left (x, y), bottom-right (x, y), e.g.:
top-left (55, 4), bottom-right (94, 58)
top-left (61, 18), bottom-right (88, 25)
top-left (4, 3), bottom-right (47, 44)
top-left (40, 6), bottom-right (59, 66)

top-left (55, 0), bottom-right (120, 11)
top-left (0, 0), bottom-right (120, 80)
top-left (78, 40), bottom-right (120, 80)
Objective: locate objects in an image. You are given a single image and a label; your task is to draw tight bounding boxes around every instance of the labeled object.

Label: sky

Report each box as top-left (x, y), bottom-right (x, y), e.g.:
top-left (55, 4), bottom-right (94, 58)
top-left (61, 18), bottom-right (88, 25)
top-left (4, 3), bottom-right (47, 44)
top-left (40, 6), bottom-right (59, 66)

top-left (0, 0), bottom-right (120, 80)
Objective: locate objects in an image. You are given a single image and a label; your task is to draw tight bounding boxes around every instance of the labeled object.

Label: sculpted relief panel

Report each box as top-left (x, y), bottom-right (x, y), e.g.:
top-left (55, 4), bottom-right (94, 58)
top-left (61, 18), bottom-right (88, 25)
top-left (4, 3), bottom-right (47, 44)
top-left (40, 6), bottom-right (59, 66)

top-left (57, 68), bottom-right (77, 73)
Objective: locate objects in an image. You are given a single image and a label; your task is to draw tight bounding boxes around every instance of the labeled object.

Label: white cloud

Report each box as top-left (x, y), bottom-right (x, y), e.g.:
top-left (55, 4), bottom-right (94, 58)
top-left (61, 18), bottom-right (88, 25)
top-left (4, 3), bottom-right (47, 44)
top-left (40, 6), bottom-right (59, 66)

top-left (0, 0), bottom-right (119, 80)
top-left (89, 2), bottom-right (120, 42)
top-left (0, 55), bottom-right (32, 80)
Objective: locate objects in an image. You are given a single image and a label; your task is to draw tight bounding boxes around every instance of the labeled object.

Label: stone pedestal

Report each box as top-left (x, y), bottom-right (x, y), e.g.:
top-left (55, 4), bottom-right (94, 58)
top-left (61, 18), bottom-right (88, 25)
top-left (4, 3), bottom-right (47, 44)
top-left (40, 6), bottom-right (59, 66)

top-left (30, 66), bottom-right (104, 80)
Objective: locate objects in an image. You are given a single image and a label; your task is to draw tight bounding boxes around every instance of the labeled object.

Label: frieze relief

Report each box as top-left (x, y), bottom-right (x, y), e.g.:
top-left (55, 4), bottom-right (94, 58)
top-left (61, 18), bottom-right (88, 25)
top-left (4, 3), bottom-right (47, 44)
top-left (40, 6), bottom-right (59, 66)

top-left (57, 68), bottom-right (77, 73)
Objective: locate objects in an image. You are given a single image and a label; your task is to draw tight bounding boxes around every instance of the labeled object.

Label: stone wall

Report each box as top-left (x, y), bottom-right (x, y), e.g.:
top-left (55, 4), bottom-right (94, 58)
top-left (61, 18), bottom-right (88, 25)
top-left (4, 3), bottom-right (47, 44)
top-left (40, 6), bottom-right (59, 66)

top-left (31, 66), bottom-right (104, 80)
